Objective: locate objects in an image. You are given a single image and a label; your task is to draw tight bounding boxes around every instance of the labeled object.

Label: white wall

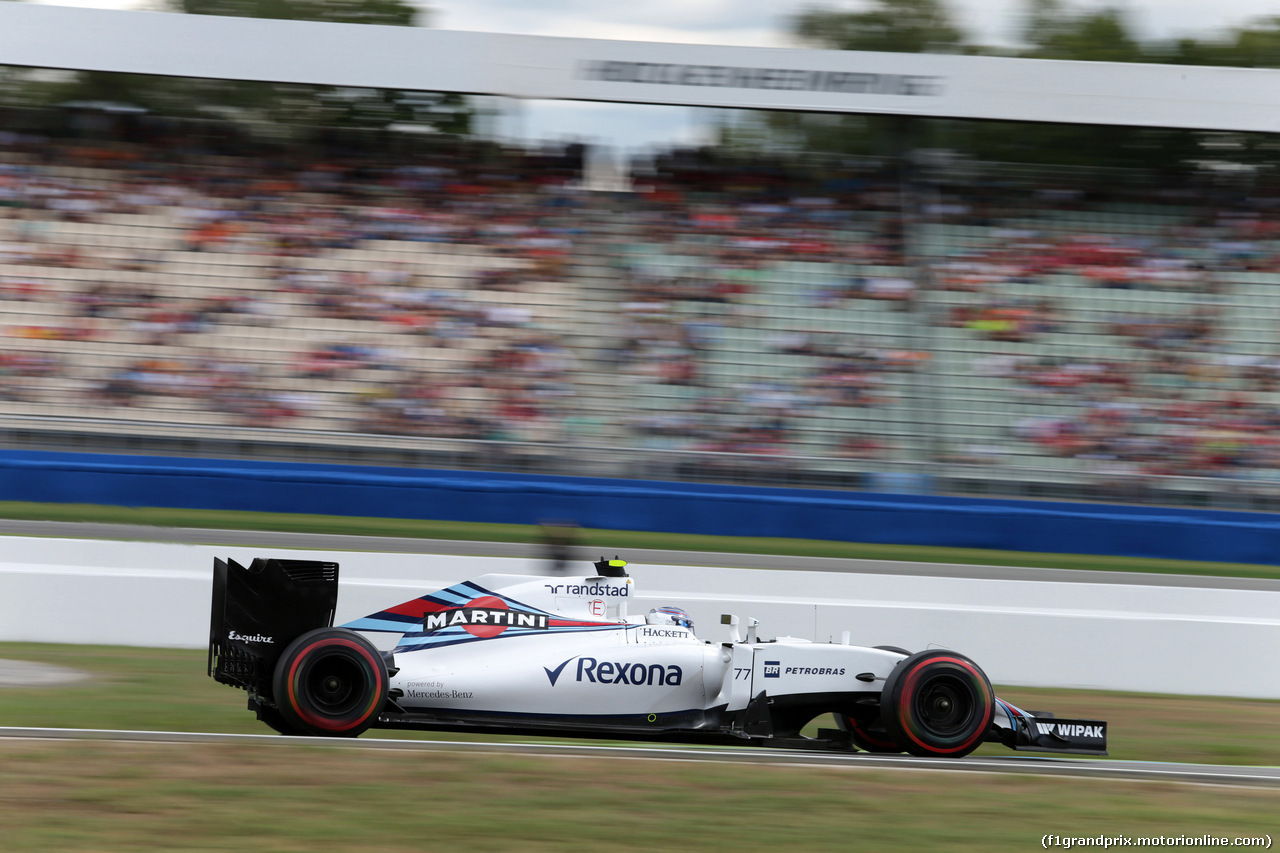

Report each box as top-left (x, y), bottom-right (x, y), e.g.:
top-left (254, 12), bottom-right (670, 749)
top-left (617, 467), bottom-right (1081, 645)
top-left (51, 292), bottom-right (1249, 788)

top-left (1, 537), bottom-right (1276, 698)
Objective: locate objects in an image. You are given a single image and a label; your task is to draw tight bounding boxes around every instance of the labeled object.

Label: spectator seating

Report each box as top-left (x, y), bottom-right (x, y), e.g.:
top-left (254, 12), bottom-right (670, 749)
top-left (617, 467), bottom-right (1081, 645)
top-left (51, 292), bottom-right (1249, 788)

top-left (1, 136), bottom-right (1278, 503)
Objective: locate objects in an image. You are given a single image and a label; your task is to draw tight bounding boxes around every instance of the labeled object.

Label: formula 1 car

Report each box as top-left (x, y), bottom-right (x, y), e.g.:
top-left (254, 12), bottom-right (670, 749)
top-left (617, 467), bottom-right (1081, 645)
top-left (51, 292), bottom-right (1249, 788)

top-left (208, 556), bottom-right (1108, 757)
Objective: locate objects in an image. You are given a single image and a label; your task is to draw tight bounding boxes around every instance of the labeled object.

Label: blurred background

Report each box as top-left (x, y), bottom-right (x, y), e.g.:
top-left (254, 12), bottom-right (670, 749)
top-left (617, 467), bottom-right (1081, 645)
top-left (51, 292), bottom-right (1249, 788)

top-left (3, 0), bottom-right (1280, 510)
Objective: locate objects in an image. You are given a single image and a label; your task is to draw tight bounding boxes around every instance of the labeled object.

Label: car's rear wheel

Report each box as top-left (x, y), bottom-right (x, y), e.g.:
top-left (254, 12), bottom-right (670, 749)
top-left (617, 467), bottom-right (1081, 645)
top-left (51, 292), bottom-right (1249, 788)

top-left (880, 650), bottom-right (994, 758)
top-left (251, 698), bottom-right (302, 735)
top-left (272, 627), bottom-right (388, 737)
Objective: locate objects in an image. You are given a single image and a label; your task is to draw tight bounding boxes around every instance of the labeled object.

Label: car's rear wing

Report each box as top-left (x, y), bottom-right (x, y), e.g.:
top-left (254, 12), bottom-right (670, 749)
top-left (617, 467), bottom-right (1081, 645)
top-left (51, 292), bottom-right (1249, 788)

top-left (208, 557), bottom-right (339, 695)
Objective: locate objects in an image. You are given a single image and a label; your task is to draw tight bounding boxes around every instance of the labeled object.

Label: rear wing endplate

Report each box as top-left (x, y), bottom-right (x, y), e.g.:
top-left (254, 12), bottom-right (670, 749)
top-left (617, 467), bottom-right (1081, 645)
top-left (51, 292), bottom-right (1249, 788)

top-left (208, 557), bottom-right (339, 695)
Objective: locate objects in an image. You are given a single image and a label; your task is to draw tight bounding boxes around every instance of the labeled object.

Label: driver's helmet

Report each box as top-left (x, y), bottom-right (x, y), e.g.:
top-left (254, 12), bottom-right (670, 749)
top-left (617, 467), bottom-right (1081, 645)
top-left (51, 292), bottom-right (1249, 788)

top-left (647, 606), bottom-right (694, 633)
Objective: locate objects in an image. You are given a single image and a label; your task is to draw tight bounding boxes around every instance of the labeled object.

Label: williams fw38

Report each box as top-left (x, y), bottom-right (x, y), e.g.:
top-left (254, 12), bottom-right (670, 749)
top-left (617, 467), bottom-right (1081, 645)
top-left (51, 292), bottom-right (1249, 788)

top-left (208, 556), bottom-right (1107, 757)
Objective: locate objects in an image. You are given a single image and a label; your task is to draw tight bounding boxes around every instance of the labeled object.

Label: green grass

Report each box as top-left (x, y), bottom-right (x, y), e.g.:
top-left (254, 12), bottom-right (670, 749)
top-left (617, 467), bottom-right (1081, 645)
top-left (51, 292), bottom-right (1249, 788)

top-left (1, 740), bottom-right (1276, 852)
top-left (1, 501), bottom-right (1278, 580)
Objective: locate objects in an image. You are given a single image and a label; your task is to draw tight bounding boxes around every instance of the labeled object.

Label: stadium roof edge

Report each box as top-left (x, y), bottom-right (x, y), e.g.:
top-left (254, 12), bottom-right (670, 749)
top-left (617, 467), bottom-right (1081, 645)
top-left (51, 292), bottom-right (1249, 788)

top-left (2, 4), bottom-right (1279, 133)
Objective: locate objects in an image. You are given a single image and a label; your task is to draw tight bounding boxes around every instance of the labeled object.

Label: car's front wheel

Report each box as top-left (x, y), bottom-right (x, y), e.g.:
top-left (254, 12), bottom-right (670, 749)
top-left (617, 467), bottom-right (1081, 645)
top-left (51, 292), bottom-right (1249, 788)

top-left (880, 650), bottom-right (994, 758)
top-left (271, 627), bottom-right (388, 737)
top-left (839, 713), bottom-right (903, 753)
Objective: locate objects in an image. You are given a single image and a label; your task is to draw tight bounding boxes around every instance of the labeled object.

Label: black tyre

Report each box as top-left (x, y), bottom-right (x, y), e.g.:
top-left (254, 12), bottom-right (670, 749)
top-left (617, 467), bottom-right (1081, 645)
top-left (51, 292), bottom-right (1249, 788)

top-left (253, 700), bottom-right (301, 736)
top-left (880, 650), bottom-right (994, 758)
top-left (839, 713), bottom-right (903, 753)
top-left (272, 627), bottom-right (389, 737)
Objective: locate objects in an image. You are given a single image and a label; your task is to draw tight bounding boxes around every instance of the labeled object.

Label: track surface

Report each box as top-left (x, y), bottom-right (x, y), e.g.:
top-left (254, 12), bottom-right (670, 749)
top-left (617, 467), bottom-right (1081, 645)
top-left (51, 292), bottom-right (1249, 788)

top-left (1, 519), bottom-right (1276, 590)
top-left (1, 727), bottom-right (1277, 788)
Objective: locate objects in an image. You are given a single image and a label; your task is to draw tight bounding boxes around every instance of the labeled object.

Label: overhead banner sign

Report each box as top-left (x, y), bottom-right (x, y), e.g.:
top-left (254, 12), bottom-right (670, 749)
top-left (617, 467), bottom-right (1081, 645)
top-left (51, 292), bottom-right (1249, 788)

top-left (575, 60), bottom-right (944, 97)
top-left (1, 4), bottom-right (1280, 132)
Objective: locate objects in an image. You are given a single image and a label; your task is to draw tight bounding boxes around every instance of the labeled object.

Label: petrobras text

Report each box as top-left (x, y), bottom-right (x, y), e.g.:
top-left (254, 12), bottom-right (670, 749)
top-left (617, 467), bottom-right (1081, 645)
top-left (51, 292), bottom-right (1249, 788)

top-left (785, 667), bottom-right (846, 676)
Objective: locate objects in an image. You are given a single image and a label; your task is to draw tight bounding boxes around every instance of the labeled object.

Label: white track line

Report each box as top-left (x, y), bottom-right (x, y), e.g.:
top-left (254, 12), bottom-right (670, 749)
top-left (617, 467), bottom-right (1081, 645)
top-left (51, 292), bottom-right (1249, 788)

top-left (1, 727), bottom-right (1277, 788)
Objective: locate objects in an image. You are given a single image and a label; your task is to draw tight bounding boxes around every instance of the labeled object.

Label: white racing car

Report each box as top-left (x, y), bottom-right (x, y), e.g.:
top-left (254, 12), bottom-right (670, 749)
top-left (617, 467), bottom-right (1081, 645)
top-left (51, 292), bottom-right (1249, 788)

top-left (209, 556), bottom-right (1107, 757)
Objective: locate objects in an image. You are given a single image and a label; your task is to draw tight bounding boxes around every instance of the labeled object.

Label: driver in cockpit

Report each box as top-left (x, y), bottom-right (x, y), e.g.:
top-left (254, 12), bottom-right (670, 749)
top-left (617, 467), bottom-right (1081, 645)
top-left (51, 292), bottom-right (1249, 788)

top-left (646, 606), bottom-right (694, 633)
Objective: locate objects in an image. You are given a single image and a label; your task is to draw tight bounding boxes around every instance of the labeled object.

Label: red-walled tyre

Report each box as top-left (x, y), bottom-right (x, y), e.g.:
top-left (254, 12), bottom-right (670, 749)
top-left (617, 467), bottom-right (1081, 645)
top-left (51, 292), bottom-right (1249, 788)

top-left (880, 650), bottom-right (995, 758)
top-left (839, 713), bottom-right (903, 753)
top-left (272, 627), bottom-right (389, 737)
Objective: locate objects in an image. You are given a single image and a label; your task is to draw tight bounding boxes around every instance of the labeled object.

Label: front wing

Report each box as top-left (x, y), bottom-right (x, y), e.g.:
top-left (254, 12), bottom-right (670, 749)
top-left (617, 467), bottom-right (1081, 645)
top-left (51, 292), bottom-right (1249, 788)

top-left (995, 699), bottom-right (1108, 755)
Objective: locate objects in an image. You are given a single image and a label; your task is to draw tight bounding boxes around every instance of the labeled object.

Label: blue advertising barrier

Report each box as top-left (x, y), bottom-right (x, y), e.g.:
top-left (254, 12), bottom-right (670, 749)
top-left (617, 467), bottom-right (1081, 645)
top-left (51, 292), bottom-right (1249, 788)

top-left (1, 449), bottom-right (1278, 564)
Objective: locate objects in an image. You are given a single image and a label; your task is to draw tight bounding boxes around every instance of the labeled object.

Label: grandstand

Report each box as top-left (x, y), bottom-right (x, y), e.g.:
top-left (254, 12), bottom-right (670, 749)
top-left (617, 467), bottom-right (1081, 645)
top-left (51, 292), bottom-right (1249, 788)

top-left (0, 127), bottom-right (1277, 510)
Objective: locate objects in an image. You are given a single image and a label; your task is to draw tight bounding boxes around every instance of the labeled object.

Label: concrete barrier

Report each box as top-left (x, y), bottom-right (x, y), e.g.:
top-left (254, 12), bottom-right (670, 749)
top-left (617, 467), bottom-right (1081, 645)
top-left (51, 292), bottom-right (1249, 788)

top-left (1, 536), bottom-right (1276, 698)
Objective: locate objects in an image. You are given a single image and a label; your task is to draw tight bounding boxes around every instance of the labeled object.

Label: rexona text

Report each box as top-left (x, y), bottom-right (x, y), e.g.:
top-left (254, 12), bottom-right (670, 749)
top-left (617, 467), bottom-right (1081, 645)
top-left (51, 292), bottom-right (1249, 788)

top-left (577, 658), bottom-right (682, 686)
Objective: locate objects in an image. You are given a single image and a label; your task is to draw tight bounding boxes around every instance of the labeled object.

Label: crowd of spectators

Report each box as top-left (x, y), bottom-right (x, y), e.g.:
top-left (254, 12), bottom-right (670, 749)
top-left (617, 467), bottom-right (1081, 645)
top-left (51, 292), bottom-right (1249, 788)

top-left (1, 119), bottom-right (1280, 495)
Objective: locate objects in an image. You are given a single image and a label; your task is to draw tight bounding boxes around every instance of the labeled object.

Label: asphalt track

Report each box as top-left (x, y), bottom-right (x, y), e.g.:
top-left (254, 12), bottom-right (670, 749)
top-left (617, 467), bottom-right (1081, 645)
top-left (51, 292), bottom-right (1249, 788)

top-left (0, 727), bottom-right (1277, 789)
top-left (1, 519), bottom-right (1276, 688)
top-left (1, 519), bottom-right (1277, 590)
